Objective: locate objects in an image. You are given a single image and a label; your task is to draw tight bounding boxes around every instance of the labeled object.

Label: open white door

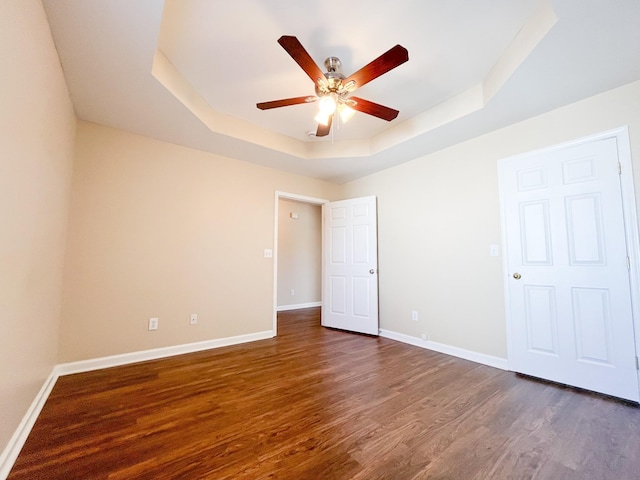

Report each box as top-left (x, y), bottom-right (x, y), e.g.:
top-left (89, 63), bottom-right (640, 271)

top-left (500, 134), bottom-right (640, 402)
top-left (322, 196), bottom-right (379, 335)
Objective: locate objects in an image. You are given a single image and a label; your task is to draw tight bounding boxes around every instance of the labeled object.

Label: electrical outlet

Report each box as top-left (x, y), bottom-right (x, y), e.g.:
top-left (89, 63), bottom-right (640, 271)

top-left (148, 317), bottom-right (158, 331)
top-left (421, 333), bottom-right (428, 341)
top-left (412, 310), bottom-right (419, 321)
top-left (190, 313), bottom-right (198, 325)
top-left (290, 289), bottom-right (295, 296)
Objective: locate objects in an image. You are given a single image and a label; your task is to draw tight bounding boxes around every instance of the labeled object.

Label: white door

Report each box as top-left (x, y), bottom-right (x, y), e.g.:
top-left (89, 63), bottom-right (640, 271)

top-left (322, 196), bottom-right (379, 335)
top-left (500, 136), bottom-right (639, 401)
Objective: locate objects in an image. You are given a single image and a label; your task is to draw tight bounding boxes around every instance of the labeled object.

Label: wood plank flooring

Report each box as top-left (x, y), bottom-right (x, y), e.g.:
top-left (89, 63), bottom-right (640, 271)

top-left (8, 307), bottom-right (640, 479)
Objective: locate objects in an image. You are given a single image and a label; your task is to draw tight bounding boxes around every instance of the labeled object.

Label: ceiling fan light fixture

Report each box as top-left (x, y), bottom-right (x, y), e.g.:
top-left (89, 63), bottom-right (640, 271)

top-left (318, 95), bottom-right (336, 115)
top-left (338, 104), bottom-right (355, 123)
top-left (342, 80), bottom-right (357, 91)
top-left (314, 111), bottom-right (332, 126)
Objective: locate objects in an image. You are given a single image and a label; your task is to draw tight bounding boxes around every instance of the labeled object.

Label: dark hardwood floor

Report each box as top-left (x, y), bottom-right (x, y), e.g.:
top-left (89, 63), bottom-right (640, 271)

top-left (8, 307), bottom-right (640, 479)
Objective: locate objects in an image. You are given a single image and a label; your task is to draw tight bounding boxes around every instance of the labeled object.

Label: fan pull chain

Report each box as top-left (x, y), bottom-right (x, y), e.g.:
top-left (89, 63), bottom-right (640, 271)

top-left (332, 114), bottom-right (336, 144)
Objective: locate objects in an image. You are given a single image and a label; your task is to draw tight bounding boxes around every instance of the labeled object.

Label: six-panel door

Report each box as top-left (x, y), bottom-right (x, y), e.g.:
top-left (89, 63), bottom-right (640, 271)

top-left (322, 196), bottom-right (379, 335)
top-left (501, 137), bottom-right (639, 401)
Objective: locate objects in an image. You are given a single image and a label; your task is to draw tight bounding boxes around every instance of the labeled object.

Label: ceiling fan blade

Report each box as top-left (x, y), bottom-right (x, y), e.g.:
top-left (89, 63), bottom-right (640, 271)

top-left (343, 45), bottom-right (409, 91)
top-left (278, 36), bottom-right (327, 85)
top-left (315, 115), bottom-right (333, 137)
top-left (257, 96), bottom-right (317, 110)
top-left (349, 97), bottom-right (399, 121)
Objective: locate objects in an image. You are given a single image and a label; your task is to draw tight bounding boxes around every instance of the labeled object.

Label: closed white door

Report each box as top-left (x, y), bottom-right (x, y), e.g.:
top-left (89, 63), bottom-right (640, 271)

top-left (322, 196), bottom-right (379, 335)
top-left (500, 136), bottom-right (639, 401)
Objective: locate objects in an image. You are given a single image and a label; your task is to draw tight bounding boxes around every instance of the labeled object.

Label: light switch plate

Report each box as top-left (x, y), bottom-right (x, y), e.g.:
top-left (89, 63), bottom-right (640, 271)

top-left (148, 317), bottom-right (158, 331)
top-left (264, 248), bottom-right (273, 258)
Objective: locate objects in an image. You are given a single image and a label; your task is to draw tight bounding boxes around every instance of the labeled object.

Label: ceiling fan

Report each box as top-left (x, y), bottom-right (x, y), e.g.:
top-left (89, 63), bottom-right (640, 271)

top-left (257, 36), bottom-right (409, 137)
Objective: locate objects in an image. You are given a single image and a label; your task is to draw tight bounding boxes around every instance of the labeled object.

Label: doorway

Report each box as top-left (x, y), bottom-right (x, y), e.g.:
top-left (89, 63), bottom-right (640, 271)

top-left (272, 192), bottom-right (328, 335)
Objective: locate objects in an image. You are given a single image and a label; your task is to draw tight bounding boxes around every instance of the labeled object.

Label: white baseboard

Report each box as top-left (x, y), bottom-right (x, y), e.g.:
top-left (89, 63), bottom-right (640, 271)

top-left (56, 330), bottom-right (274, 376)
top-left (276, 302), bottom-right (321, 312)
top-left (379, 329), bottom-right (509, 371)
top-left (0, 330), bottom-right (274, 479)
top-left (0, 370), bottom-right (59, 479)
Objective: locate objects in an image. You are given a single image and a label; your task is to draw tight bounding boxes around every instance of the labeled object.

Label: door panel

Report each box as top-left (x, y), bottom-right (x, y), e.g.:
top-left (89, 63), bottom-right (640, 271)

top-left (572, 287), bottom-right (612, 365)
top-left (501, 136), bottom-right (639, 401)
top-left (330, 227), bottom-right (346, 263)
top-left (353, 225), bottom-right (370, 264)
top-left (353, 277), bottom-right (370, 317)
top-left (322, 196), bottom-right (379, 335)
top-left (520, 201), bottom-right (552, 264)
top-left (524, 285), bottom-right (558, 355)
top-left (566, 194), bottom-right (604, 264)
top-left (329, 276), bottom-right (347, 315)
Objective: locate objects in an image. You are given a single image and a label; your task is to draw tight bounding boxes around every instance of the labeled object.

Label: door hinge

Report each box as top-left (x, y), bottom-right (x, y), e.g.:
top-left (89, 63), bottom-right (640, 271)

top-left (618, 162), bottom-right (622, 175)
top-left (636, 356), bottom-right (639, 371)
top-left (627, 256), bottom-right (631, 270)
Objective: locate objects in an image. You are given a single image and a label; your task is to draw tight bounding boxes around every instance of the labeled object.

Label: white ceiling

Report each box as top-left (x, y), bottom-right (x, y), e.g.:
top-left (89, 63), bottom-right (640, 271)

top-left (42, 0), bottom-right (640, 183)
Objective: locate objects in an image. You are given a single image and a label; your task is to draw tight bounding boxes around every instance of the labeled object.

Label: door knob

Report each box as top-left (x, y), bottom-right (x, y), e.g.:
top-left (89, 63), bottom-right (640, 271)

top-left (513, 272), bottom-right (521, 280)
top-left (369, 269), bottom-right (376, 274)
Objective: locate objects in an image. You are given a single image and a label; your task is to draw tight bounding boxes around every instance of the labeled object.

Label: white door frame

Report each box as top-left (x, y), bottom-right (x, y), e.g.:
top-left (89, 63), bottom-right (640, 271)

top-left (272, 191), bottom-right (329, 336)
top-left (498, 126), bottom-right (640, 393)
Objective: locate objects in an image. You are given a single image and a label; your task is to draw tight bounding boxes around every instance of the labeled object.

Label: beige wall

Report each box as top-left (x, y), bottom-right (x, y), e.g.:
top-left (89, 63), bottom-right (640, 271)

top-left (58, 122), bottom-right (338, 362)
top-left (0, 0), bottom-right (76, 453)
top-left (277, 199), bottom-right (322, 308)
top-left (341, 80), bottom-right (640, 359)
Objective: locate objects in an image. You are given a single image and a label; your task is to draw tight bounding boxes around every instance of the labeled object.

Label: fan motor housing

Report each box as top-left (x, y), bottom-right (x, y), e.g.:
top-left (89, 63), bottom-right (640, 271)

top-left (324, 56), bottom-right (342, 73)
